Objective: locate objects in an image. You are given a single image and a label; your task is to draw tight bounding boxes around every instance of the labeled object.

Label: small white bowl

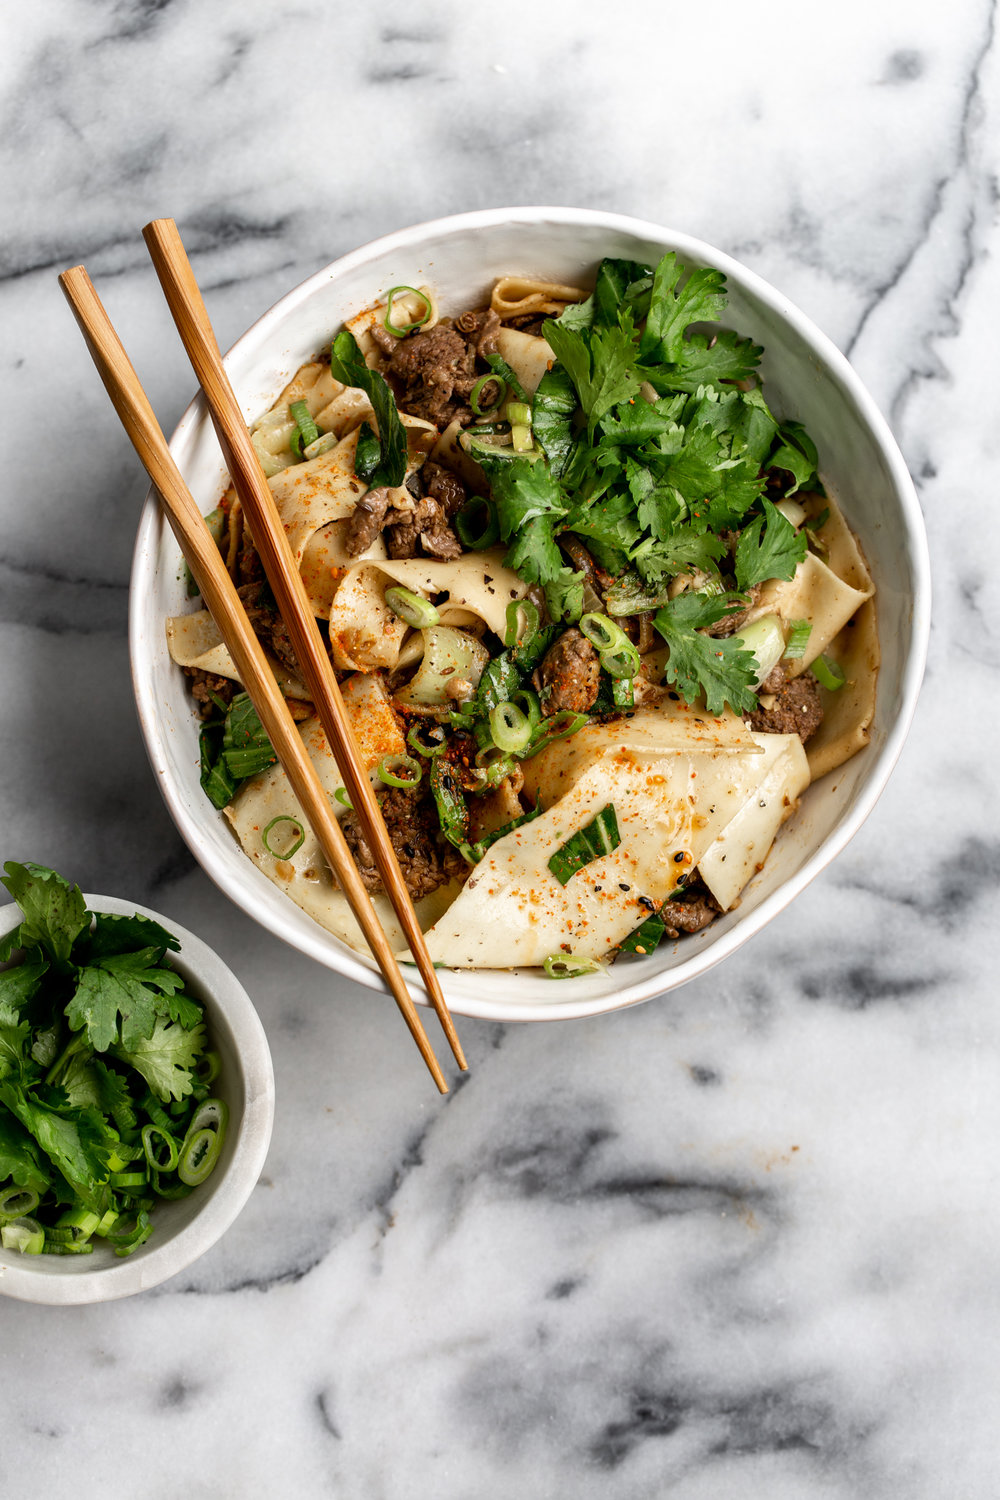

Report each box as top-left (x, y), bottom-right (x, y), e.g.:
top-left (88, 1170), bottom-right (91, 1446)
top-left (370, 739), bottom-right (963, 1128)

top-left (130, 208), bottom-right (930, 1023)
top-left (0, 894), bottom-right (274, 1304)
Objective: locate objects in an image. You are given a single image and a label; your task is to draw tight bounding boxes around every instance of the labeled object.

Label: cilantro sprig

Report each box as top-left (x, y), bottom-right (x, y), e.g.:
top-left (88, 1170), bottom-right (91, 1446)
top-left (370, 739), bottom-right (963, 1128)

top-left (0, 862), bottom-right (226, 1258)
top-left (470, 249), bottom-right (825, 714)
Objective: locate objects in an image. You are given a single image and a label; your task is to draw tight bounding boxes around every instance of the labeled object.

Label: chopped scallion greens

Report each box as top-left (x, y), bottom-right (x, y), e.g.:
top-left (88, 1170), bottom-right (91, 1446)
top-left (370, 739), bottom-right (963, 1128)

top-left (547, 804), bottom-right (620, 885)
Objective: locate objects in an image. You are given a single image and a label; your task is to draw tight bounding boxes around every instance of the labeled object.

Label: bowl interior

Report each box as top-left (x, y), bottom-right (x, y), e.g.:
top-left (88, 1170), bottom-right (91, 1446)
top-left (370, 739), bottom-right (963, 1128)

top-left (130, 209), bottom-right (929, 1022)
top-left (0, 896), bottom-right (273, 1302)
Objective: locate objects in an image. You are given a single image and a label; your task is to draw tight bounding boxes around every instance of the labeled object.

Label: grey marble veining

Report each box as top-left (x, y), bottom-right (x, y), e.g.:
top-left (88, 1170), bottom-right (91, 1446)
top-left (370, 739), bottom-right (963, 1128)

top-left (2, 2), bottom-right (1000, 1495)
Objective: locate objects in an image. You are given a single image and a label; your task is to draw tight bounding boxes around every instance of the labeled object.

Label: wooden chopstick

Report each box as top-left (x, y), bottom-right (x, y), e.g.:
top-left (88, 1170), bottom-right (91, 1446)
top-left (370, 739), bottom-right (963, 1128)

top-left (140, 219), bottom-right (467, 1074)
top-left (59, 264), bottom-right (452, 1095)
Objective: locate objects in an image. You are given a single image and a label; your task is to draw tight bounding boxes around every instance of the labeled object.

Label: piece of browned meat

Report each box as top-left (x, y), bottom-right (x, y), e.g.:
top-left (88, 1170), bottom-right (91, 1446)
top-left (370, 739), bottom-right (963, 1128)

top-left (385, 496), bottom-right (463, 560)
top-left (381, 324), bottom-right (477, 426)
top-left (236, 581), bottom-right (300, 675)
top-left (183, 668), bottom-right (236, 720)
top-left (535, 628), bottom-right (601, 718)
top-left (748, 671), bottom-right (824, 743)
top-left (452, 307), bottom-right (502, 357)
top-left (421, 460), bottom-right (468, 518)
top-left (660, 884), bottom-right (722, 939)
top-left (338, 788), bottom-right (468, 902)
top-left (344, 487), bottom-right (391, 557)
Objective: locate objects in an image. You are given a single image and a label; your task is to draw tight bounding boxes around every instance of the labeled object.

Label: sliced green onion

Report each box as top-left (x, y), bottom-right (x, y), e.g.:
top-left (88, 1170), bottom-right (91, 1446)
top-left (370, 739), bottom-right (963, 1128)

top-left (2, 1217), bottom-right (44, 1254)
top-left (142, 1123), bottom-right (179, 1173)
top-left (408, 722), bottom-right (448, 758)
top-left (289, 399), bottom-right (319, 460)
top-left (506, 401), bottom-right (532, 427)
top-left (783, 619), bottom-right (812, 660)
top-left (504, 598), bottom-right (540, 652)
top-left (811, 654), bottom-right (846, 691)
top-left (303, 431), bottom-right (337, 461)
top-left (579, 612), bottom-right (630, 653)
top-left (195, 1051), bottom-right (221, 1086)
top-left (612, 675), bottom-right (634, 709)
top-left (187, 1098), bottom-right (229, 1137)
top-left (377, 753), bottom-right (423, 789)
top-left (543, 954), bottom-right (604, 979)
top-left (109, 1210), bottom-right (153, 1256)
top-left (94, 1209), bottom-right (120, 1239)
top-left (732, 613), bottom-right (786, 688)
top-left (474, 744), bottom-right (514, 785)
top-left (384, 585), bottom-right (440, 629)
top-left (470, 372), bottom-right (506, 416)
top-left (514, 688), bottom-right (542, 731)
top-left (489, 701), bottom-right (532, 755)
top-left (261, 815), bottom-right (305, 859)
top-left (511, 424), bottom-right (534, 453)
top-left (177, 1128), bottom-right (223, 1187)
top-left (523, 709), bottom-right (589, 758)
top-left (384, 285), bottom-right (433, 336)
top-left (454, 496), bottom-right (500, 550)
top-left (601, 641), bottom-right (641, 680)
top-left (153, 1175), bottom-right (194, 1201)
top-left (334, 786), bottom-right (354, 810)
top-left (462, 805), bottom-right (543, 863)
top-left (45, 1239), bottom-right (95, 1256)
top-left (55, 1206), bottom-right (101, 1239)
top-left (547, 804), bottom-right (621, 886)
top-left (222, 694), bottom-right (277, 779)
top-left (0, 1187), bottom-right (39, 1221)
top-left (110, 1171), bottom-right (148, 1190)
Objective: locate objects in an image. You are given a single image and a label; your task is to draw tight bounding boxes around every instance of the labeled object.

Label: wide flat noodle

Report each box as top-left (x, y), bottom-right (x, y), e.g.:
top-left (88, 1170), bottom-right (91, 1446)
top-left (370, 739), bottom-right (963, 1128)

top-left (698, 733), bottom-right (809, 909)
top-left (165, 610), bottom-right (311, 699)
top-left (326, 548), bottom-right (527, 672)
top-left (491, 277), bottom-right (586, 319)
top-left (224, 674), bottom-right (421, 942)
top-left (805, 598), bottom-right (880, 781)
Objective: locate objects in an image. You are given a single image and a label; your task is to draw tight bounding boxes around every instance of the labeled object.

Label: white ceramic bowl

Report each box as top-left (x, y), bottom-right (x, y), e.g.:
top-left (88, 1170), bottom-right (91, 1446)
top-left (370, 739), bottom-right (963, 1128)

top-left (130, 208), bottom-right (930, 1023)
top-left (0, 894), bottom-right (274, 1303)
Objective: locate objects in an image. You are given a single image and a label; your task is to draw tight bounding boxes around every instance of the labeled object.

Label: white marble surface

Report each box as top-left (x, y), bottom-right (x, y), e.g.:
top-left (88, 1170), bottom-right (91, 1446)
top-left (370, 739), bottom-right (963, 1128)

top-left (2, 1), bottom-right (999, 1494)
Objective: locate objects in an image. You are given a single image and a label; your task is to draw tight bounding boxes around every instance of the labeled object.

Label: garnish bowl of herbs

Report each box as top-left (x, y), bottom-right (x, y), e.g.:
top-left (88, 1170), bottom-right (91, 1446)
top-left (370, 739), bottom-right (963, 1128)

top-left (130, 208), bottom-right (929, 1023)
top-left (0, 863), bottom-right (274, 1303)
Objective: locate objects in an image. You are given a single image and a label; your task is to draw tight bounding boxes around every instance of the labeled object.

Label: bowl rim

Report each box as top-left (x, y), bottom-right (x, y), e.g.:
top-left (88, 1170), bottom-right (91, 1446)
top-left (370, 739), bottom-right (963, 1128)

top-left (0, 893), bottom-right (274, 1304)
top-left (129, 206), bottom-right (931, 1023)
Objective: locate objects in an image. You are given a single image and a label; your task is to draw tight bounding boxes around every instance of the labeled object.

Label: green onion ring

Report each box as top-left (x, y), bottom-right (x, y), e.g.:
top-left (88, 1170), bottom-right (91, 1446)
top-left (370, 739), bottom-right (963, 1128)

top-left (543, 954), bottom-right (603, 979)
top-left (262, 815), bottom-right (305, 858)
top-left (514, 688), bottom-right (541, 731)
top-left (489, 701), bottom-right (532, 755)
top-left (470, 372), bottom-right (507, 417)
top-left (289, 398), bottom-right (319, 459)
top-left (579, 611), bottom-right (629, 653)
top-left (188, 1098), bottom-right (229, 1136)
top-left (454, 496), bottom-right (500, 550)
top-left (377, 753), bottom-right (423, 789)
top-left (384, 285), bottom-right (433, 337)
top-left (600, 641), bottom-right (641, 680)
top-left (142, 1123), bottom-right (179, 1173)
top-left (110, 1171), bottom-right (148, 1190)
top-left (0, 1187), bottom-right (40, 1221)
top-left (1, 1217), bottom-right (44, 1255)
top-left (506, 400), bottom-right (532, 427)
top-left (523, 709), bottom-right (589, 758)
top-left (178, 1128), bottom-right (225, 1188)
top-left (385, 585), bottom-right (441, 629)
top-left (504, 597), bottom-right (540, 651)
top-left (408, 722), bottom-right (448, 758)
top-left (195, 1051), bottom-right (221, 1086)
top-left (334, 786), bottom-right (354, 811)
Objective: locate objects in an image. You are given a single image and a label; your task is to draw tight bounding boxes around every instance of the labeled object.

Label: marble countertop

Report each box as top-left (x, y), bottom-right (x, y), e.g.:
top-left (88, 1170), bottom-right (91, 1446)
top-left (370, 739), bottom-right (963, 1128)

top-left (3, 2), bottom-right (999, 1494)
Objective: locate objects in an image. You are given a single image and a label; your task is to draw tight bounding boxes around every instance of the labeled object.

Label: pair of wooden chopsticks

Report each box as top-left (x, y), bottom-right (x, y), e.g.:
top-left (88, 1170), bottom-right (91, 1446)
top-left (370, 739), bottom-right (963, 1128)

top-left (59, 218), bottom-right (466, 1093)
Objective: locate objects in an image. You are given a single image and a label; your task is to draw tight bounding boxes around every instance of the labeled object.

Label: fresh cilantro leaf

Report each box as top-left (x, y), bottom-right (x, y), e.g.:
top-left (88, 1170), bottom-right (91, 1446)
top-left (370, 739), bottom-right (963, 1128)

top-left (0, 1081), bottom-right (112, 1211)
top-left (0, 1001), bottom-right (31, 1082)
top-left (0, 925), bottom-right (22, 963)
top-left (625, 459), bottom-right (685, 541)
top-left (565, 490), bottom-right (641, 576)
top-left (30, 1022), bottom-right (61, 1070)
top-left (631, 528), bottom-right (726, 584)
top-left (158, 988), bottom-right (204, 1031)
top-left (554, 294), bottom-right (594, 331)
top-left (329, 330), bottom-right (407, 488)
top-left (353, 420), bottom-right (381, 484)
top-left (58, 1054), bottom-right (136, 1132)
top-left (639, 254), bottom-right (729, 364)
top-left (652, 421), bottom-right (765, 531)
top-left (115, 1018), bottom-right (206, 1102)
top-left (1, 862), bottom-right (89, 967)
top-left (593, 257), bottom-right (653, 328)
top-left (484, 456), bottom-right (569, 585)
top-left (734, 498), bottom-right (807, 591)
top-left (653, 592), bottom-right (759, 715)
top-left (531, 366), bottom-right (578, 477)
top-left (645, 328), bottom-right (763, 393)
top-left (600, 398), bottom-right (684, 445)
top-left (0, 1110), bottom-right (50, 1195)
top-left (67, 949), bottom-right (185, 1054)
top-left (85, 912), bottom-right (181, 964)
top-left (769, 418), bottom-right (822, 494)
top-left (0, 960), bottom-right (48, 1013)
top-left (543, 317), bottom-right (642, 434)
top-left (543, 567), bottom-right (585, 624)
